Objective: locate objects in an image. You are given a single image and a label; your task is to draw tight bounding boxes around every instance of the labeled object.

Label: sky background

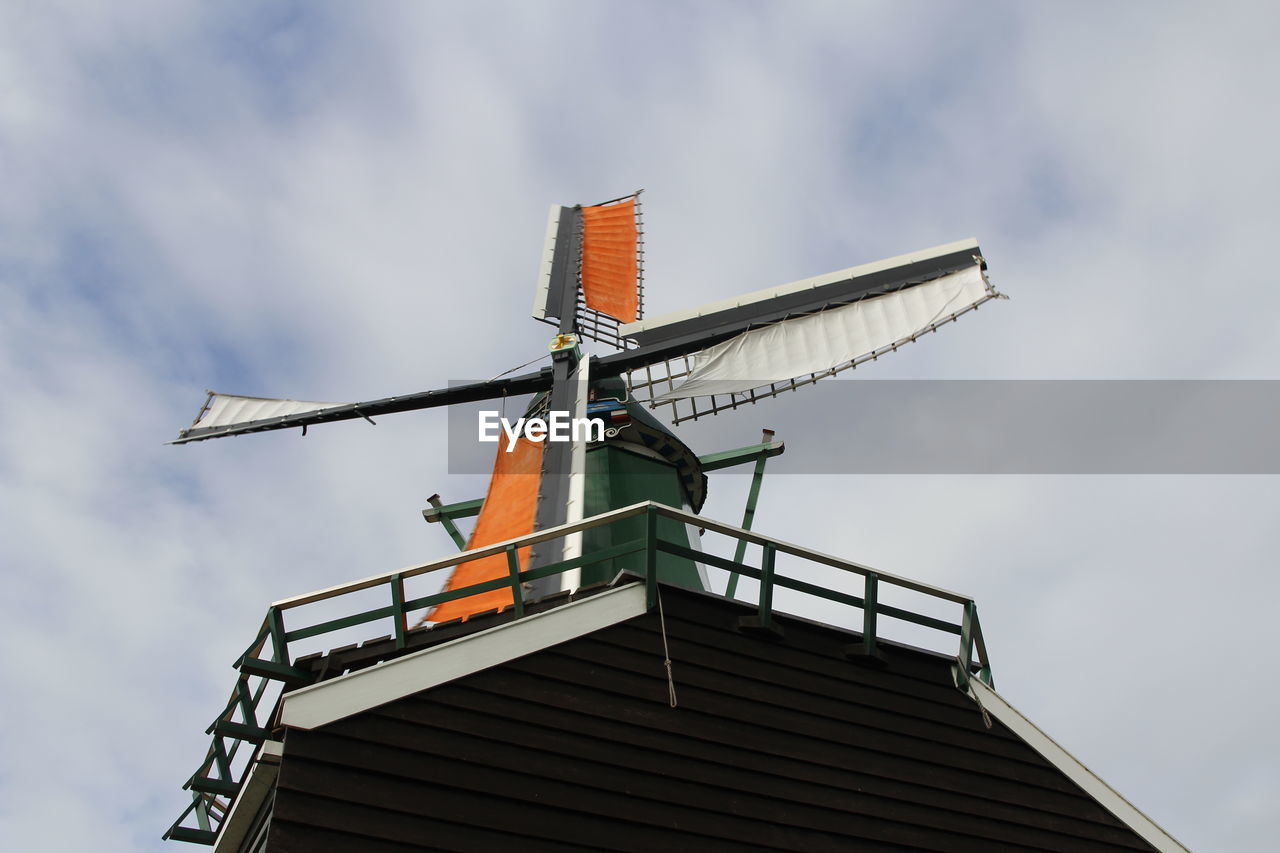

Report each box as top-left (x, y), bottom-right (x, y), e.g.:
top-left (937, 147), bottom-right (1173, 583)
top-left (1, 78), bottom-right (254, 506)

top-left (3, 1), bottom-right (1277, 850)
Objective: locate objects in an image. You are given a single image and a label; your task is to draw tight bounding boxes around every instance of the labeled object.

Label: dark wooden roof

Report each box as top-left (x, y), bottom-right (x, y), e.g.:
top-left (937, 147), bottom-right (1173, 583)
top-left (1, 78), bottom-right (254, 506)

top-left (265, 583), bottom-right (1159, 852)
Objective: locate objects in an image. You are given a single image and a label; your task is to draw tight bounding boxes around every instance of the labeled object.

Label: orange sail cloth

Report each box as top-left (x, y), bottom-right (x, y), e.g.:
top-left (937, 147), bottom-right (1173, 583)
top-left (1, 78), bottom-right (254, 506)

top-left (426, 437), bottom-right (544, 622)
top-left (580, 198), bottom-right (639, 323)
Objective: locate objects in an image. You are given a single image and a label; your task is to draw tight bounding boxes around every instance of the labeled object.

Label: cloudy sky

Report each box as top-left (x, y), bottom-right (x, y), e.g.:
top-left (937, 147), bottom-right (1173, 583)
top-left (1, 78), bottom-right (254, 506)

top-left (3, 1), bottom-right (1277, 850)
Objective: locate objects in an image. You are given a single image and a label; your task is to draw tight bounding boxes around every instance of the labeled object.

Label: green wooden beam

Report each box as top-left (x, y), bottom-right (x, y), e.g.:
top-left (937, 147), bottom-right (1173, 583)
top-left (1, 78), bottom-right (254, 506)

top-left (267, 607), bottom-right (288, 665)
top-left (164, 826), bottom-right (218, 845)
top-left (192, 792), bottom-right (211, 832)
top-left (285, 604), bottom-right (398, 642)
top-left (234, 620), bottom-right (271, 669)
top-left (211, 734), bottom-right (231, 779)
top-left (164, 795), bottom-right (221, 843)
top-left (187, 773), bottom-right (238, 797)
top-left (862, 573), bottom-right (879, 654)
top-left (655, 538), bottom-right (961, 634)
top-left (656, 539), bottom-right (758, 578)
top-left (422, 495), bottom-right (484, 521)
top-left (645, 506), bottom-right (659, 608)
top-left (874, 602), bottom-right (962, 635)
top-left (423, 495), bottom-right (481, 550)
top-left (234, 677), bottom-right (257, 730)
top-left (402, 575), bottom-right (522, 615)
top-left (505, 545), bottom-right (525, 618)
top-left (724, 430), bottom-right (777, 598)
top-left (696, 433), bottom-right (784, 472)
top-left (239, 657), bottom-right (311, 686)
top-left (758, 544), bottom-right (776, 629)
top-left (403, 538), bottom-right (648, 616)
top-left (955, 600), bottom-right (977, 691)
top-left (210, 719), bottom-right (271, 743)
top-left (391, 573), bottom-right (408, 650)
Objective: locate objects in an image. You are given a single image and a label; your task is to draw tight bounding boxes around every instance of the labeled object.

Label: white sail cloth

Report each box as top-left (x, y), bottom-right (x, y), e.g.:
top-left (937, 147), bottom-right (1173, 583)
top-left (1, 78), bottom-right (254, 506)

top-left (655, 263), bottom-right (994, 400)
top-left (191, 393), bottom-right (349, 430)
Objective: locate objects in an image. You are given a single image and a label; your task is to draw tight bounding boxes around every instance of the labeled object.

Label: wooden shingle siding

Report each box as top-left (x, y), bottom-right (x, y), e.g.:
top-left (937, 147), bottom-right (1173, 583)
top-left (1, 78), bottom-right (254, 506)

top-left (268, 585), bottom-right (1157, 852)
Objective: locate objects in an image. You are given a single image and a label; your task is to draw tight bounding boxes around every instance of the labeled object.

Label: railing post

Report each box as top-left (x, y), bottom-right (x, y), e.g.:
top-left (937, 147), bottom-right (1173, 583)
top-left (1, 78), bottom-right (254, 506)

top-left (757, 543), bottom-right (776, 631)
top-left (970, 605), bottom-right (993, 687)
top-left (645, 504), bottom-right (659, 608)
top-left (955, 600), bottom-right (976, 690)
top-left (267, 607), bottom-right (288, 665)
top-left (738, 541), bottom-right (782, 637)
top-left (863, 573), bottom-right (879, 655)
top-left (505, 545), bottom-right (526, 618)
top-left (391, 573), bottom-right (408, 649)
top-left (845, 572), bottom-right (886, 666)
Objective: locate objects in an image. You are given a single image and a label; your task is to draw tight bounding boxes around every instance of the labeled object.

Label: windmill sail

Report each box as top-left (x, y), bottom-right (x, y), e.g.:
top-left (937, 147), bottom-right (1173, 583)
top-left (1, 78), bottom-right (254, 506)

top-left (532, 192), bottom-right (644, 348)
top-left (173, 233), bottom-right (1001, 440)
top-left (655, 262), bottom-right (996, 401)
top-left (184, 392), bottom-right (351, 433)
top-left (580, 198), bottom-right (640, 323)
top-left (171, 370), bottom-right (553, 443)
top-left (425, 436), bottom-right (544, 623)
top-left (615, 239), bottom-right (1001, 423)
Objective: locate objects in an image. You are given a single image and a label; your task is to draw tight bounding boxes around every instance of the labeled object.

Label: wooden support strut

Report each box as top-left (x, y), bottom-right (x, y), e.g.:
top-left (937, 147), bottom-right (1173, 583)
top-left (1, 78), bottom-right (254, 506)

top-left (423, 494), bottom-right (476, 551)
top-left (722, 429), bottom-right (778, 598)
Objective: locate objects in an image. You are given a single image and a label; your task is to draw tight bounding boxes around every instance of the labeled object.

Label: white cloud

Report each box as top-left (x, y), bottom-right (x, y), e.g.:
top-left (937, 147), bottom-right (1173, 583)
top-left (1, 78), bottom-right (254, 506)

top-left (2, 2), bottom-right (1277, 850)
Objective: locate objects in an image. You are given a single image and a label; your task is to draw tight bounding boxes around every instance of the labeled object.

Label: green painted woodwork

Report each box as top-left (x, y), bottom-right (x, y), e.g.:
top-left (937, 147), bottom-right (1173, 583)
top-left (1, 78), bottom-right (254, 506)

top-left (863, 574), bottom-right (879, 655)
top-left (238, 657), bottom-right (310, 686)
top-left (724, 450), bottom-right (770, 598)
top-left (167, 827), bottom-right (217, 845)
top-left (423, 496), bottom-right (482, 550)
top-left (579, 445), bottom-right (705, 590)
top-left (505, 546), bottom-right (525, 618)
top-left (391, 574), bottom-right (408, 649)
top-left (168, 498), bottom-right (993, 845)
top-left (696, 439), bottom-right (784, 472)
top-left (425, 497), bottom-right (484, 520)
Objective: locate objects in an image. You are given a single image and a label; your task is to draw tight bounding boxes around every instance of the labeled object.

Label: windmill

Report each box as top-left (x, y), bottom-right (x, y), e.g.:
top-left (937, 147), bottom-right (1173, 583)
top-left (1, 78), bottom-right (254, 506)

top-left (164, 196), bottom-right (1196, 852)
top-left (173, 191), bottom-right (1005, 620)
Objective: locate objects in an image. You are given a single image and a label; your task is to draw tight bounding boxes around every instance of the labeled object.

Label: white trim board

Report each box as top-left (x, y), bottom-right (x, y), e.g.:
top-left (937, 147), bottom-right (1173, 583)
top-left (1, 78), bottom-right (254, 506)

top-left (967, 677), bottom-right (1191, 853)
top-left (559, 354), bottom-right (591, 592)
top-left (531, 204), bottom-right (562, 321)
top-left (281, 583), bottom-right (649, 730)
top-left (212, 740), bottom-right (282, 853)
